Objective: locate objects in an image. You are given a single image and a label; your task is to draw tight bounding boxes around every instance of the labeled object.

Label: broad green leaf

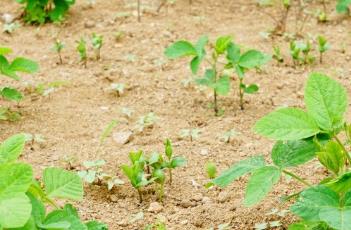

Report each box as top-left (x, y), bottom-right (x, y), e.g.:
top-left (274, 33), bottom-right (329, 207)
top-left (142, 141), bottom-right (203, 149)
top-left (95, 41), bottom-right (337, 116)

top-left (27, 193), bottom-right (45, 226)
top-left (244, 166), bottom-right (281, 207)
top-left (0, 194), bottom-right (32, 228)
top-left (215, 36), bottom-right (232, 54)
top-left (325, 172), bottom-right (351, 194)
top-left (317, 141), bottom-right (345, 175)
top-left (238, 50), bottom-right (270, 69)
top-left (272, 139), bottom-right (318, 168)
top-left (0, 163), bottom-right (33, 197)
top-left (10, 58), bottom-right (39, 73)
top-left (213, 156), bottom-right (265, 187)
top-left (0, 133), bottom-right (26, 163)
top-left (164, 41), bottom-right (197, 59)
top-left (254, 108), bottom-right (320, 140)
top-left (190, 56), bottom-right (201, 74)
top-left (288, 221), bottom-right (329, 230)
top-left (291, 186), bottom-right (339, 221)
top-left (1, 87), bottom-right (23, 102)
top-left (336, 0), bottom-right (351, 13)
top-left (43, 168), bottom-right (83, 201)
top-left (305, 73), bottom-right (347, 131)
top-left (12, 216), bottom-right (37, 230)
top-left (196, 70), bottom-right (230, 95)
top-left (194, 35), bottom-right (208, 58)
top-left (319, 207), bottom-right (351, 230)
top-left (43, 204), bottom-right (85, 230)
top-left (226, 42), bottom-right (241, 63)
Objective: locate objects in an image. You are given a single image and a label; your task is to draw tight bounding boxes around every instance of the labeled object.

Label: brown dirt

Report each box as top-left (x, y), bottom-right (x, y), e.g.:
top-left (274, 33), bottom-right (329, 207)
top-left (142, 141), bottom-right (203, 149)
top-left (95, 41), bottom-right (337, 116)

top-left (1, 0), bottom-right (351, 229)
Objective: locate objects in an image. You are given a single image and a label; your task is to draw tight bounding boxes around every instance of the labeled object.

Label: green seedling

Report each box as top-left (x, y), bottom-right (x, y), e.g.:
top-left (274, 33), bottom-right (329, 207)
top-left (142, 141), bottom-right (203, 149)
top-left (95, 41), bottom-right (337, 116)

top-left (121, 107), bottom-right (133, 118)
top-left (0, 107), bottom-right (21, 121)
top-left (0, 133), bottom-right (106, 228)
top-left (78, 159), bottom-right (124, 190)
top-left (336, 0), bottom-right (351, 14)
top-left (165, 35), bottom-right (269, 113)
top-left (34, 80), bottom-right (69, 96)
top-left (317, 35), bottom-right (330, 63)
top-left (53, 39), bottom-right (64, 64)
top-left (205, 162), bottom-right (217, 179)
top-left (213, 72), bottom-right (351, 229)
top-left (272, 45), bottom-right (284, 63)
top-left (289, 40), bottom-right (301, 65)
top-left (290, 40), bottom-right (315, 65)
top-left (180, 128), bottom-right (200, 141)
top-left (92, 33), bottom-right (103, 60)
top-left (152, 167), bottom-right (166, 201)
top-left (76, 38), bottom-right (87, 67)
top-left (145, 221), bottom-right (167, 230)
top-left (136, 112), bottom-right (158, 132)
top-left (163, 139), bottom-right (186, 184)
top-left (121, 151), bottom-right (152, 203)
top-left (108, 83), bottom-right (125, 97)
top-left (115, 31), bottom-right (125, 42)
top-left (220, 129), bottom-right (238, 143)
top-left (3, 22), bottom-right (20, 34)
top-left (16, 0), bottom-right (76, 24)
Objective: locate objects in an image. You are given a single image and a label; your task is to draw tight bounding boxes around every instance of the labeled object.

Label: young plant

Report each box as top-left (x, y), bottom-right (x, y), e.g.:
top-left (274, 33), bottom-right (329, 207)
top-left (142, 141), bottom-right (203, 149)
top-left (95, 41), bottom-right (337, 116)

top-left (3, 22), bottom-right (20, 34)
top-left (163, 139), bottom-right (186, 184)
top-left (336, 0), bottom-right (351, 14)
top-left (136, 112), bottom-right (158, 132)
top-left (53, 39), bottom-right (64, 64)
top-left (213, 72), bottom-right (351, 229)
top-left (272, 45), bottom-right (284, 63)
top-left (91, 33), bottom-right (103, 60)
top-left (317, 35), bottom-right (330, 64)
top-left (121, 151), bottom-right (152, 203)
top-left (220, 129), bottom-right (238, 143)
top-left (0, 133), bottom-right (106, 229)
top-left (78, 159), bottom-right (124, 190)
top-left (0, 46), bottom-right (39, 120)
top-left (205, 161), bottom-right (217, 179)
top-left (76, 38), bottom-right (87, 67)
top-left (180, 128), bottom-right (200, 141)
top-left (165, 35), bottom-right (269, 113)
top-left (107, 83), bottom-right (125, 97)
top-left (16, 0), bottom-right (76, 24)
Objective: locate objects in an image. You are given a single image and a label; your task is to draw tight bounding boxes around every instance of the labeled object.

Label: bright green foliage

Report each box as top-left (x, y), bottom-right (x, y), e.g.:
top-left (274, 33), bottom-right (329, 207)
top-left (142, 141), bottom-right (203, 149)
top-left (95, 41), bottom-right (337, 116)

top-left (16, 0), bottom-right (76, 24)
top-left (336, 0), bottom-right (351, 14)
top-left (290, 40), bottom-right (315, 65)
top-left (205, 162), bottom-right (217, 179)
top-left (76, 38), bottom-right (87, 67)
top-left (165, 35), bottom-right (269, 114)
top-left (92, 33), bottom-right (103, 60)
top-left (0, 133), bottom-right (106, 229)
top-left (272, 46), bottom-right (284, 63)
top-left (214, 73), bottom-right (351, 229)
top-left (53, 39), bottom-right (64, 64)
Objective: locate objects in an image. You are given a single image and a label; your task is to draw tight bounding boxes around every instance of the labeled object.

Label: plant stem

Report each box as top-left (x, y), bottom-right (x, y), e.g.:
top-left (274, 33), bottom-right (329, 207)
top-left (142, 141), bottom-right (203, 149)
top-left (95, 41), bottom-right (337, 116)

top-left (239, 78), bottom-right (244, 110)
top-left (334, 135), bottom-right (351, 164)
top-left (58, 52), bottom-right (63, 64)
top-left (169, 168), bottom-right (172, 184)
top-left (283, 170), bottom-right (311, 187)
top-left (212, 54), bottom-right (219, 116)
top-left (319, 52), bottom-right (323, 64)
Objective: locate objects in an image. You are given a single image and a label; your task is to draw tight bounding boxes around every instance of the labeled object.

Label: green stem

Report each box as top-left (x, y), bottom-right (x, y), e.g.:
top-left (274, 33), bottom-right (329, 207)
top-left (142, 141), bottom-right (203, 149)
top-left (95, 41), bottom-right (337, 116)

top-left (137, 188), bottom-right (143, 203)
top-left (212, 54), bottom-right (219, 115)
top-left (283, 170), bottom-right (311, 187)
top-left (169, 168), bottom-right (172, 184)
top-left (334, 135), bottom-right (351, 164)
top-left (239, 78), bottom-right (244, 110)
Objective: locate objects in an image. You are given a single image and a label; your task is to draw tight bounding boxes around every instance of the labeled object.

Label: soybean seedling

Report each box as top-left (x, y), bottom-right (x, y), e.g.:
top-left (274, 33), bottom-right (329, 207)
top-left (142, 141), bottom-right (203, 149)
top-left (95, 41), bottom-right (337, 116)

top-left (136, 112), bottom-right (158, 132)
top-left (220, 129), bottom-right (238, 143)
top-left (180, 128), bottom-right (200, 141)
top-left (205, 162), bottom-right (217, 179)
top-left (76, 38), bottom-right (87, 67)
top-left (53, 39), bottom-right (64, 64)
top-left (272, 46), bottom-right (284, 63)
top-left (317, 35), bottom-right (330, 63)
top-left (121, 151), bottom-right (152, 203)
top-left (78, 159), bottom-right (124, 190)
top-left (107, 83), bottom-right (125, 97)
top-left (149, 154), bottom-right (166, 201)
top-left (92, 33), bottom-right (103, 60)
top-left (121, 107), bottom-right (133, 118)
top-left (163, 139), bottom-right (186, 184)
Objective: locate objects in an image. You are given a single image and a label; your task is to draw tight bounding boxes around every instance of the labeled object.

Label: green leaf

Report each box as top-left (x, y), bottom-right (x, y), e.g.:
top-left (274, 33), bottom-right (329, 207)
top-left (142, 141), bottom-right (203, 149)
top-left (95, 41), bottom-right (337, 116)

top-left (213, 156), bottom-right (265, 187)
top-left (215, 36), bottom-right (232, 54)
top-left (254, 108), bottom-right (320, 140)
top-left (226, 42), bottom-right (241, 63)
top-left (317, 141), bottom-right (345, 175)
top-left (215, 75), bottom-right (230, 95)
top-left (238, 50), bottom-right (270, 69)
top-left (0, 163), bottom-right (33, 197)
top-left (319, 207), bottom-right (351, 230)
top-left (243, 84), bottom-right (259, 94)
top-left (86, 221), bottom-right (108, 230)
top-left (0, 47), bottom-right (12, 55)
top-left (195, 70), bottom-right (230, 95)
top-left (336, 0), bottom-right (351, 13)
top-left (43, 204), bottom-right (85, 230)
top-left (0, 194), bottom-right (32, 228)
top-left (1, 87), bottom-right (23, 102)
top-left (244, 166), bottom-right (281, 207)
top-left (325, 172), bottom-right (351, 194)
top-left (305, 73), bottom-right (347, 131)
top-left (10, 58), bottom-right (39, 73)
top-left (43, 168), bottom-right (83, 201)
top-left (291, 186), bottom-right (339, 221)
top-left (288, 221), bottom-right (329, 230)
top-left (272, 139), bottom-right (318, 168)
top-left (164, 41), bottom-right (197, 59)
top-left (0, 133), bottom-right (26, 164)
top-left (170, 156), bottom-right (187, 168)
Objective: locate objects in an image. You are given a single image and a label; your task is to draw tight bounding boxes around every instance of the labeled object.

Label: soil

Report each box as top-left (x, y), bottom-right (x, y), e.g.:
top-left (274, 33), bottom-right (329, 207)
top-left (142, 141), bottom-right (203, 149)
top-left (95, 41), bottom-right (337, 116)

top-left (1, 0), bottom-right (351, 229)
